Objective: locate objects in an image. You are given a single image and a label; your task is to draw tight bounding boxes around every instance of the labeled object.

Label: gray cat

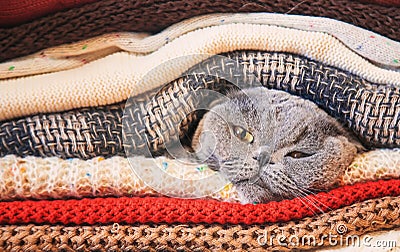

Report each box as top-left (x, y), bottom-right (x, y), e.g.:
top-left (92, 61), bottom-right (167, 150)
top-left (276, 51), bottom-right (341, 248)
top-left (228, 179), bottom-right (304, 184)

top-left (192, 87), bottom-right (362, 204)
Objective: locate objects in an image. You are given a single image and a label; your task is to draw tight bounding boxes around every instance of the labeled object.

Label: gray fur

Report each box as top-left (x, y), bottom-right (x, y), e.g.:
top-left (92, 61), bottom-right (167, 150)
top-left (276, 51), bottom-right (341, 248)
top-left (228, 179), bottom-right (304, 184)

top-left (192, 87), bottom-right (361, 204)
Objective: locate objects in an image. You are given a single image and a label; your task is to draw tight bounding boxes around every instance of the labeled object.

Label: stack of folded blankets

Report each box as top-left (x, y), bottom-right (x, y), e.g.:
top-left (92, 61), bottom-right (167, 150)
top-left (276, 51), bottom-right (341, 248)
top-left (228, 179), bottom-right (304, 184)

top-left (1, 0), bottom-right (400, 250)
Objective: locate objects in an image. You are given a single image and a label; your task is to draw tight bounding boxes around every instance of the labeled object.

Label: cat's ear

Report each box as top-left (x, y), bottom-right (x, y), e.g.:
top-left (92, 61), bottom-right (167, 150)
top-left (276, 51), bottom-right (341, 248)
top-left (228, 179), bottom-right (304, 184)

top-left (346, 134), bottom-right (367, 153)
top-left (192, 119), bottom-right (205, 150)
top-left (336, 133), bottom-right (366, 153)
top-left (318, 115), bottom-right (367, 153)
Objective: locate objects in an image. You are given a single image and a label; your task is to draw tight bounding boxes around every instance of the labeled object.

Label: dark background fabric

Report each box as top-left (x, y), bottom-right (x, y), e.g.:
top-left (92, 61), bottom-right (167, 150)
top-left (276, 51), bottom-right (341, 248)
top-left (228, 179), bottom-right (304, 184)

top-left (357, 0), bottom-right (400, 6)
top-left (0, 0), bottom-right (399, 63)
top-left (0, 0), bottom-right (398, 28)
top-left (0, 0), bottom-right (99, 27)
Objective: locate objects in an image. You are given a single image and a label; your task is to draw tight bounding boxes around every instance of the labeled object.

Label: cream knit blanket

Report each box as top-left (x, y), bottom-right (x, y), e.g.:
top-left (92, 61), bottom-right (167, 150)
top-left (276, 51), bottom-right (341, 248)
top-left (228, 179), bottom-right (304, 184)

top-left (1, 13), bottom-right (399, 79)
top-left (1, 149), bottom-right (399, 202)
top-left (1, 23), bottom-right (400, 121)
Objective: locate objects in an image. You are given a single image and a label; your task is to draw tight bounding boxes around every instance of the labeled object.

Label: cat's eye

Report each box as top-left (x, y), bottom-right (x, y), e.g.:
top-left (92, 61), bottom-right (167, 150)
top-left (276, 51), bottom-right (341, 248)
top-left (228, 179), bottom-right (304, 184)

top-left (286, 151), bottom-right (313, 159)
top-left (232, 126), bottom-right (254, 143)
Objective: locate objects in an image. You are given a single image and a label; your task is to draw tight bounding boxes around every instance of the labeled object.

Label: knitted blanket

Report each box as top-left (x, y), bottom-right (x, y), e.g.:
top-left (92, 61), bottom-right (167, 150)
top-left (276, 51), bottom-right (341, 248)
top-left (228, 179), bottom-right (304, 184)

top-left (1, 0), bottom-right (399, 62)
top-left (2, 197), bottom-right (399, 251)
top-left (1, 0), bottom-right (398, 28)
top-left (1, 26), bottom-right (400, 121)
top-left (2, 13), bottom-right (400, 79)
top-left (1, 194), bottom-right (400, 250)
top-left (0, 149), bottom-right (399, 201)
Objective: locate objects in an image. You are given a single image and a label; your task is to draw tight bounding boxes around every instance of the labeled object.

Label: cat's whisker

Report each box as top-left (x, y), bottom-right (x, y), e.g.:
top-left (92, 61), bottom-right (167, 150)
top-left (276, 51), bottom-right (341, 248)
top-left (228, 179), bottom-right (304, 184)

top-left (298, 186), bottom-right (340, 208)
top-left (290, 190), bottom-right (317, 215)
top-left (278, 174), bottom-right (326, 214)
top-left (291, 188), bottom-right (326, 214)
top-left (249, 175), bottom-right (260, 185)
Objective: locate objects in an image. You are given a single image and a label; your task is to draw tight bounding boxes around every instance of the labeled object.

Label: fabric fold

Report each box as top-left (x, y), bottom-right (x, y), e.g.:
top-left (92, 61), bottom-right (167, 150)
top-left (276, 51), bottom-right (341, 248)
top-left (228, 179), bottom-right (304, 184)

top-left (1, 0), bottom-right (399, 62)
top-left (0, 149), bottom-right (399, 201)
top-left (2, 13), bottom-right (400, 79)
top-left (1, 25), bottom-right (400, 122)
top-left (1, 180), bottom-right (400, 225)
top-left (1, 197), bottom-right (400, 251)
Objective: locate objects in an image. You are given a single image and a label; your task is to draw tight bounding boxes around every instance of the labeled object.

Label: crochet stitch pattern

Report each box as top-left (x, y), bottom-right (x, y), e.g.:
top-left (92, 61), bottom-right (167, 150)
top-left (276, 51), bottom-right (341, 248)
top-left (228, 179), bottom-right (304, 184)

top-left (0, 51), bottom-right (399, 161)
top-left (2, 12), bottom-right (400, 79)
top-left (1, 196), bottom-right (400, 252)
top-left (0, 0), bottom-right (399, 62)
top-left (1, 179), bottom-right (400, 225)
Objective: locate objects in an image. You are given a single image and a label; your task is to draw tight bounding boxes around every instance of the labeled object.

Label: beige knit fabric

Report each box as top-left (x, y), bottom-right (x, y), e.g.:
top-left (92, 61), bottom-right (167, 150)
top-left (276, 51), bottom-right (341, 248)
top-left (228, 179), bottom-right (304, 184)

top-left (0, 155), bottom-right (240, 202)
top-left (1, 149), bottom-right (399, 202)
top-left (2, 24), bottom-right (400, 121)
top-left (2, 13), bottom-right (399, 79)
top-left (341, 148), bottom-right (400, 185)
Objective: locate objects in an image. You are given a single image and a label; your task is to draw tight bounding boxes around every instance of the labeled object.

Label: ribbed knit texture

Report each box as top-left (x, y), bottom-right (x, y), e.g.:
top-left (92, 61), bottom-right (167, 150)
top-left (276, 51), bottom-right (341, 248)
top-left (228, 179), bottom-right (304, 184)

top-left (1, 179), bottom-right (400, 225)
top-left (0, 0), bottom-right (399, 62)
top-left (0, 149), bottom-right (399, 201)
top-left (1, 198), bottom-right (400, 251)
top-left (0, 0), bottom-right (99, 27)
top-left (0, 155), bottom-right (239, 202)
top-left (2, 13), bottom-right (399, 79)
top-left (1, 25), bottom-right (400, 122)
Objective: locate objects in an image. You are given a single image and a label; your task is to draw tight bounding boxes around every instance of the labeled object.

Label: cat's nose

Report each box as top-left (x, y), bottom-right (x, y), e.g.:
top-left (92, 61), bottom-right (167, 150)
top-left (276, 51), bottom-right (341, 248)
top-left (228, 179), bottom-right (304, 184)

top-left (252, 151), bottom-right (274, 167)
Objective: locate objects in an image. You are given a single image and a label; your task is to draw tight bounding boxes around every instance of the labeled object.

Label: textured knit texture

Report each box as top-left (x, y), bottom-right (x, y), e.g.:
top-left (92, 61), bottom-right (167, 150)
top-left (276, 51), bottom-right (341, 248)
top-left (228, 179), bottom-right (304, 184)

top-left (1, 26), bottom-right (400, 122)
top-left (0, 0), bottom-right (399, 62)
top-left (1, 179), bottom-right (400, 225)
top-left (3, 13), bottom-right (400, 79)
top-left (357, 0), bottom-right (400, 6)
top-left (0, 149), bottom-right (399, 201)
top-left (1, 51), bottom-right (399, 161)
top-left (0, 155), bottom-right (239, 202)
top-left (342, 149), bottom-right (400, 185)
top-left (1, 196), bottom-right (400, 251)
top-left (0, 0), bottom-right (99, 27)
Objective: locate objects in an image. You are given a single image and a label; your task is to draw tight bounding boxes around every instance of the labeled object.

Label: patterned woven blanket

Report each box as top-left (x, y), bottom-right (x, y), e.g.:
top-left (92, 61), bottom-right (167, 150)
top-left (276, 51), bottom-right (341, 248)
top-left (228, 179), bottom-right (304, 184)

top-left (1, 51), bottom-right (398, 164)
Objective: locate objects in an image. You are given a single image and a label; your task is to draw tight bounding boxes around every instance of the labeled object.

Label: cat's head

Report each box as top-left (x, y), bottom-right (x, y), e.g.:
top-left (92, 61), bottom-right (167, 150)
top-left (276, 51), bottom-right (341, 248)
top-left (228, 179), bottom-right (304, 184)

top-left (192, 87), bottom-right (362, 204)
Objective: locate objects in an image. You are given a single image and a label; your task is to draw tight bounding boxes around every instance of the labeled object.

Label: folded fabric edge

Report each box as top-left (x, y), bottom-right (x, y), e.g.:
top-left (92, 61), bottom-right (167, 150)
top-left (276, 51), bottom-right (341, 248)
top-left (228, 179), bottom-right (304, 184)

top-left (1, 24), bottom-right (400, 121)
top-left (0, 179), bottom-right (399, 225)
top-left (1, 195), bottom-right (399, 250)
top-left (2, 12), bottom-right (399, 79)
top-left (1, 148), bottom-right (400, 202)
top-left (1, 0), bottom-right (399, 62)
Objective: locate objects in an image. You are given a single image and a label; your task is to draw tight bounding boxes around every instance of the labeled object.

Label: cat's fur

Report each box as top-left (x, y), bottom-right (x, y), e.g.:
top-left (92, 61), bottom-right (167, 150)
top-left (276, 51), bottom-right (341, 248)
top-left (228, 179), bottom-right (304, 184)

top-left (192, 87), bottom-right (362, 204)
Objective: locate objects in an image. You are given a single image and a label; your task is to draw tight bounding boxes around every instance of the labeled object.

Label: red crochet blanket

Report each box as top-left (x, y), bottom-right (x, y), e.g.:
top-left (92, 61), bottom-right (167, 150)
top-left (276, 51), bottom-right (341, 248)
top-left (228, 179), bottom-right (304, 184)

top-left (1, 179), bottom-right (399, 226)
